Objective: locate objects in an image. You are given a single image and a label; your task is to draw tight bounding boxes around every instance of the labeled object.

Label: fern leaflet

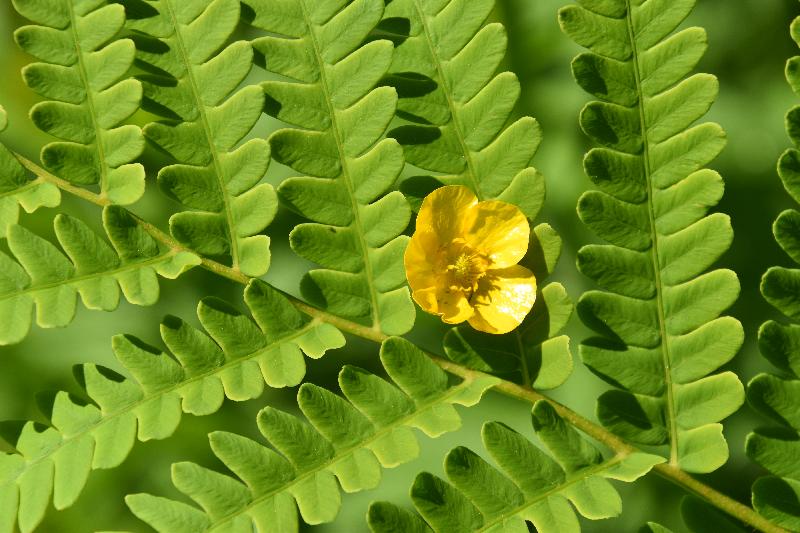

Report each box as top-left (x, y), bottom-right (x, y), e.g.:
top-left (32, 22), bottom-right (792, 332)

top-left (368, 401), bottom-right (663, 533)
top-left (125, 337), bottom-right (497, 532)
top-left (0, 207), bottom-right (198, 345)
top-left (560, 0), bottom-right (744, 472)
top-left (121, 0), bottom-right (277, 277)
top-left (745, 9), bottom-right (800, 531)
top-left (13, 0), bottom-right (147, 205)
top-left (0, 109), bottom-right (60, 238)
top-left (0, 280), bottom-right (343, 533)
top-left (380, 0), bottom-right (572, 386)
top-left (244, 0), bottom-right (416, 335)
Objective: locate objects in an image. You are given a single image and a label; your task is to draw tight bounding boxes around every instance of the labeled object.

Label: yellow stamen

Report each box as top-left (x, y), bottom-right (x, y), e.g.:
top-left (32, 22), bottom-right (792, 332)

top-left (449, 251), bottom-right (487, 290)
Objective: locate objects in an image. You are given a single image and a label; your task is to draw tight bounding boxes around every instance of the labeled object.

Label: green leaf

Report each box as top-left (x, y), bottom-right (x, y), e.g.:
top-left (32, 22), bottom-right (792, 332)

top-left (0, 279), bottom-right (343, 533)
top-left (0, 138), bottom-right (60, 239)
top-left (120, 0), bottom-right (277, 277)
top-left (384, 0), bottom-right (543, 215)
top-left (13, 0), bottom-right (146, 205)
top-left (748, 11), bottom-right (800, 531)
top-left (385, 0), bottom-right (570, 382)
top-left (243, 0), bottom-right (415, 334)
top-left (368, 401), bottom-right (663, 533)
top-left (125, 337), bottom-right (498, 532)
top-left (0, 207), bottom-right (199, 345)
top-left (560, 0), bottom-right (744, 472)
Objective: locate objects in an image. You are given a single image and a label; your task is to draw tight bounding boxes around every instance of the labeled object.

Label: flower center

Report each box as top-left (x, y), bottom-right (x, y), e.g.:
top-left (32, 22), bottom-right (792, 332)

top-left (449, 251), bottom-right (488, 290)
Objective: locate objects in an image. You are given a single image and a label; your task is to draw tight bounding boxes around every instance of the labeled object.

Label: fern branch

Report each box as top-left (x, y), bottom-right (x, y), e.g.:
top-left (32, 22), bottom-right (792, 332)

top-left (119, 0), bottom-right (277, 277)
top-left (368, 401), bottom-right (664, 532)
top-left (0, 113), bottom-right (60, 238)
top-left (13, 0), bottom-right (147, 205)
top-left (245, 0), bottom-right (416, 336)
top-left (125, 338), bottom-right (497, 532)
top-left (0, 207), bottom-right (198, 345)
top-left (0, 279), bottom-right (343, 533)
top-left (560, 0), bottom-right (744, 473)
top-left (745, 7), bottom-right (800, 531)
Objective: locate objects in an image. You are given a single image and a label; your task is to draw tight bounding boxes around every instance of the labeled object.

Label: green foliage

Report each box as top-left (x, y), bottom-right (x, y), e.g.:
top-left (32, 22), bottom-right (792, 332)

top-left (243, 0), bottom-right (415, 335)
top-left (125, 337), bottom-right (497, 532)
top-left (367, 401), bottom-right (663, 533)
top-left (0, 279), bottom-right (343, 533)
top-left (0, 207), bottom-right (199, 345)
top-left (122, 0), bottom-right (277, 277)
top-left (13, 0), bottom-right (146, 205)
top-left (559, 0), bottom-right (744, 472)
top-left (379, 0), bottom-right (571, 386)
top-left (747, 11), bottom-right (800, 531)
top-left (384, 0), bottom-right (543, 218)
top-left (0, 111), bottom-right (60, 239)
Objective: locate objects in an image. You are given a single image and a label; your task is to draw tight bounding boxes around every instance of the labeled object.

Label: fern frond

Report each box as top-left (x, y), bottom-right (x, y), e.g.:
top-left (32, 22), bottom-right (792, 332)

top-left (120, 0), bottom-right (277, 277)
top-left (0, 279), bottom-right (343, 533)
top-left (559, 0), bottom-right (744, 472)
top-left (380, 0), bottom-right (572, 386)
top-left (745, 11), bottom-right (800, 531)
top-left (0, 207), bottom-right (198, 345)
top-left (13, 0), bottom-right (146, 205)
top-left (0, 110), bottom-right (60, 238)
top-left (368, 401), bottom-right (663, 532)
top-left (125, 337), bottom-right (497, 532)
top-left (243, 0), bottom-right (415, 335)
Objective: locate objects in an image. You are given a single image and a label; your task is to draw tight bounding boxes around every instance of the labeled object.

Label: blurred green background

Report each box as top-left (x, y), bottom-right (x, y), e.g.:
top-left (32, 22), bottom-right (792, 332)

top-left (0, 1), bottom-right (797, 531)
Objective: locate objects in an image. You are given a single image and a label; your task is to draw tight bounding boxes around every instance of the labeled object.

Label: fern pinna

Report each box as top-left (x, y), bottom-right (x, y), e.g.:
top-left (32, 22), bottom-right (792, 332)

top-left (14, 0), bottom-right (146, 205)
top-left (0, 110), bottom-right (59, 238)
top-left (125, 338), bottom-right (497, 532)
top-left (368, 401), bottom-right (662, 533)
top-left (560, 0), bottom-right (745, 472)
top-left (0, 208), bottom-right (198, 346)
top-left (121, 0), bottom-right (278, 277)
top-left (0, 280), bottom-right (343, 533)
top-left (746, 7), bottom-right (800, 531)
top-left (244, 0), bottom-right (416, 335)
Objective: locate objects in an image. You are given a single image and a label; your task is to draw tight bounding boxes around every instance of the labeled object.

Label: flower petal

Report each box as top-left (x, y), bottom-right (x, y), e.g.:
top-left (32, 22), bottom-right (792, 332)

top-left (468, 265), bottom-right (537, 334)
top-left (405, 228), bottom-right (440, 294)
top-left (412, 286), bottom-right (474, 324)
top-left (462, 200), bottom-right (529, 268)
top-left (416, 185), bottom-right (479, 245)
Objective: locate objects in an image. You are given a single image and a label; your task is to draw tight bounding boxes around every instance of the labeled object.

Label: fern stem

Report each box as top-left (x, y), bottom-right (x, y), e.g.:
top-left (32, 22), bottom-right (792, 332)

top-left (16, 153), bottom-right (111, 207)
top-left (64, 1), bottom-right (111, 200)
top-left (623, 0), bottom-right (680, 467)
top-left (296, 0), bottom-right (385, 332)
top-left (159, 0), bottom-right (243, 270)
top-left (14, 149), bottom-right (783, 533)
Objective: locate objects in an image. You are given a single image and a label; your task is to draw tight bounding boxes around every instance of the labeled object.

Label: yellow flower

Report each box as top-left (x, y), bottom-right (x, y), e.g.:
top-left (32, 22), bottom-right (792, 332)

top-left (404, 185), bottom-right (537, 334)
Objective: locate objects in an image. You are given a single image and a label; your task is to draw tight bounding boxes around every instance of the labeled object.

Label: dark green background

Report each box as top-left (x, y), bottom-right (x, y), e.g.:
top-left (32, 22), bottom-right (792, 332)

top-left (0, 0), bottom-right (795, 531)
